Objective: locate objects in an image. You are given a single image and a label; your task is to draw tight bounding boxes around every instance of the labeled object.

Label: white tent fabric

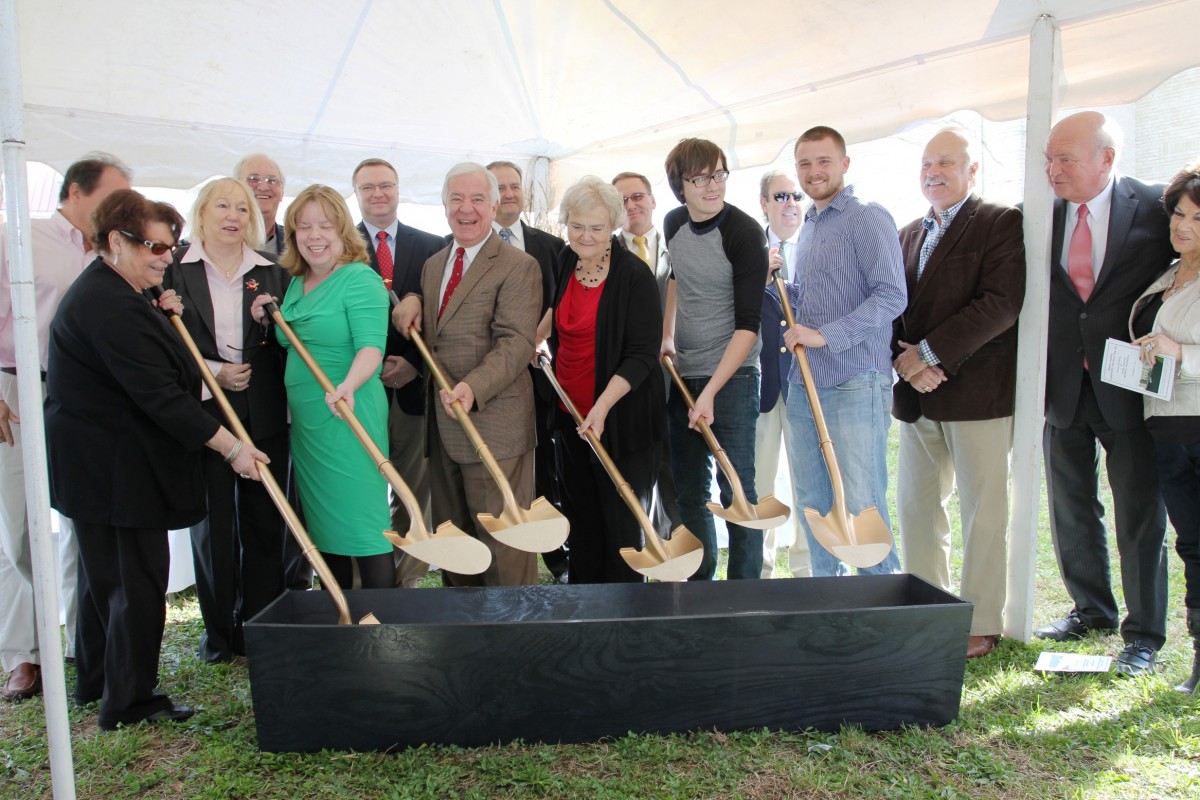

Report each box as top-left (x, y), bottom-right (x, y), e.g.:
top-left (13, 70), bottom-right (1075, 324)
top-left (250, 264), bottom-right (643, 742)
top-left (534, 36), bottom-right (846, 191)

top-left (16, 0), bottom-right (1200, 202)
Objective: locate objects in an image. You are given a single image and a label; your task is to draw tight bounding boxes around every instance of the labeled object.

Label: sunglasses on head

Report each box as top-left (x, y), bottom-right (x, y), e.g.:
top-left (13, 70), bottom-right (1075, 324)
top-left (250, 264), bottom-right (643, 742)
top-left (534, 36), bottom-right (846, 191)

top-left (120, 230), bottom-right (179, 256)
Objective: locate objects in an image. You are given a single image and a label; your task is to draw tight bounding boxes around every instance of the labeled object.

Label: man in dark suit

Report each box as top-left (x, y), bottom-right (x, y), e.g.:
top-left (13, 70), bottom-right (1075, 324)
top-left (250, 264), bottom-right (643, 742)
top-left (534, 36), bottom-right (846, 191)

top-left (392, 163), bottom-right (542, 587)
top-left (1037, 111), bottom-right (1174, 677)
top-left (235, 154), bottom-right (286, 255)
top-left (487, 160), bottom-right (568, 582)
top-left (892, 129), bottom-right (1025, 660)
top-left (352, 158), bottom-right (445, 588)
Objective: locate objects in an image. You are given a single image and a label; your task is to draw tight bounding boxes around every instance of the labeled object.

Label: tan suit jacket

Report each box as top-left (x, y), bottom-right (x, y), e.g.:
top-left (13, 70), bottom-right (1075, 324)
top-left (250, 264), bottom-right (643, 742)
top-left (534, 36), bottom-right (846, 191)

top-left (421, 232), bottom-right (540, 463)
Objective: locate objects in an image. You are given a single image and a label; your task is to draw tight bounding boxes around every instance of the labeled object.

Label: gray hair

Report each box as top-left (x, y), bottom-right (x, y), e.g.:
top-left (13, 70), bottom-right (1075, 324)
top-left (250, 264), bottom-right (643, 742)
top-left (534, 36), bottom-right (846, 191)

top-left (233, 153), bottom-right (286, 188)
top-left (442, 163), bottom-right (500, 206)
top-left (558, 176), bottom-right (627, 230)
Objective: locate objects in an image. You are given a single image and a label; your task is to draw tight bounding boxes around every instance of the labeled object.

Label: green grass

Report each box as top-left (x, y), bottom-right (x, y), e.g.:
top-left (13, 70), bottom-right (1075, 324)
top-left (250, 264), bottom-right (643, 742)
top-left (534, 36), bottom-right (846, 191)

top-left (3, 428), bottom-right (1199, 799)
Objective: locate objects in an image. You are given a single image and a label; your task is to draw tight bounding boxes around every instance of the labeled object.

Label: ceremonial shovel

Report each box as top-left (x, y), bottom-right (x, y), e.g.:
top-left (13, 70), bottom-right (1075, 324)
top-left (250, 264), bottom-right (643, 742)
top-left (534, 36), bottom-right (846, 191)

top-left (537, 355), bottom-right (703, 581)
top-left (660, 355), bottom-right (791, 531)
top-left (265, 302), bottom-right (492, 576)
top-left (771, 268), bottom-right (893, 568)
top-left (154, 289), bottom-right (372, 624)
top-left (409, 328), bottom-right (569, 554)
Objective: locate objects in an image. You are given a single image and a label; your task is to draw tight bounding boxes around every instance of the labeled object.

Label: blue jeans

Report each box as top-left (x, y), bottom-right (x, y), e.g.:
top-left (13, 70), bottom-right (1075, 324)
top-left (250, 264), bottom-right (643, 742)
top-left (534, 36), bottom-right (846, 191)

top-left (785, 370), bottom-right (901, 577)
top-left (667, 367), bottom-right (762, 580)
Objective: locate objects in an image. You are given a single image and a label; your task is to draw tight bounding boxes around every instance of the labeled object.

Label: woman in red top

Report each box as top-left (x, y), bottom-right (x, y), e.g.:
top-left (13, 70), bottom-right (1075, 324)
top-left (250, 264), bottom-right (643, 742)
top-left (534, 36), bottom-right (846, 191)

top-left (548, 177), bottom-right (666, 583)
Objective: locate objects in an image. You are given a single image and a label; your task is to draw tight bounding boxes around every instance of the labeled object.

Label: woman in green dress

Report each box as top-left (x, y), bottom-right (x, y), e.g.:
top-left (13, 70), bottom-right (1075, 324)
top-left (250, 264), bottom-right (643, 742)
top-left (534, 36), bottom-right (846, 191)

top-left (252, 185), bottom-right (393, 589)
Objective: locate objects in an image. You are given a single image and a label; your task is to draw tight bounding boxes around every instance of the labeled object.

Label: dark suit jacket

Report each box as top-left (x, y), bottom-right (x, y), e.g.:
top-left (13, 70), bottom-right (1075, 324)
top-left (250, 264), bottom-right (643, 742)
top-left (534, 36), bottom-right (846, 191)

top-left (420, 232), bottom-right (541, 463)
top-left (162, 245), bottom-right (289, 440)
top-left (760, 281), bottom-right (802, 413)
top-left (267, 222), bottom-right (285, 255)
top-left (358, 220), bottom-right (445, 415)
top-left (45, 260), bottom-right (220, 529)
top-left (519, 221), bottom-right (563, 317)
top-left (1045, 176), bottom-right (1174, 431)
top-left (892, 195), bottom-right (1026, 423)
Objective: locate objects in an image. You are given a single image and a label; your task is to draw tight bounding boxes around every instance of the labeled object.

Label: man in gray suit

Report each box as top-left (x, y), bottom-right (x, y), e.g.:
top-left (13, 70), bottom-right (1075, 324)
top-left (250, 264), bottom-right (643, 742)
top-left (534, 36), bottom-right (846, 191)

top-left (392, 163), bottom-right (542, 587)
top-left (1037, 111), bottom-right (1174, 677)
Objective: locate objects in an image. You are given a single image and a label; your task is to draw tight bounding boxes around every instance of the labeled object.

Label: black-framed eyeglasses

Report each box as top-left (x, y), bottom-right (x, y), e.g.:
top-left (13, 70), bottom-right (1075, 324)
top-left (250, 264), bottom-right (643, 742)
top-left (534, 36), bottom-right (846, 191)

top-left (119, 230), bottom-right (179, 256)
top-left (357, 182), bottom-right (397, 193)
top-left (686, 170), bottom-right (730, 188)
top-left (772, 192), bottom-right (803, 203)
top-left (621, 192), bottom-right (648, 204)
top-left (245, 174), bottom-right (282, 187)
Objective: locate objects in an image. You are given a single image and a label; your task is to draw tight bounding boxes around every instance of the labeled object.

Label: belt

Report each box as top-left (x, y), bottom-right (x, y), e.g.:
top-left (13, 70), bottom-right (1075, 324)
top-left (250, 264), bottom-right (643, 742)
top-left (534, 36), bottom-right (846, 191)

top-left (0, 366), bottom-right (48, 381)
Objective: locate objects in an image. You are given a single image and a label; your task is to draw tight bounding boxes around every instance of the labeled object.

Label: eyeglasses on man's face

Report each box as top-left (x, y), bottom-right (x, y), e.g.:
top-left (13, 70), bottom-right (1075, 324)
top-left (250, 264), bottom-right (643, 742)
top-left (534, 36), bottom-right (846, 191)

top-left (686, 170), bottom-right (730, 188)
top-left (772, 192), bottom-right (803, 203)
top-left (245, 175), bottom-right (282, 188)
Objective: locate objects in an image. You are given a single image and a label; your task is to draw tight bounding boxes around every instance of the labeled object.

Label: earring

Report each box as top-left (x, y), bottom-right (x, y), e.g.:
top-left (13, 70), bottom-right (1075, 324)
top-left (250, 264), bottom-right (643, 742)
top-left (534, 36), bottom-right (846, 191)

top-left (114, 253), bottom-right (120, 267)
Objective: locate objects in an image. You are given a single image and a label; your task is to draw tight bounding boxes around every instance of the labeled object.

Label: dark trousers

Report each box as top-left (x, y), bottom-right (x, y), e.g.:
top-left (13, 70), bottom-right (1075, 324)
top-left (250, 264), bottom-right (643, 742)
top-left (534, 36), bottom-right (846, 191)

top-left (191, 428), bottom-right (288, 661)
top-left (74, 522), bottom-right (173, 727)
top-left (1154, 437), bottom-right (1200, 610)
top-left (1044, 378), bottom-right (1168, 648)
top-left (532, 372), bottom-right (568, 579)
top-left (555, 412), bottom-right (652, 584)
top-left (282, 437), bottom-right (313, 591)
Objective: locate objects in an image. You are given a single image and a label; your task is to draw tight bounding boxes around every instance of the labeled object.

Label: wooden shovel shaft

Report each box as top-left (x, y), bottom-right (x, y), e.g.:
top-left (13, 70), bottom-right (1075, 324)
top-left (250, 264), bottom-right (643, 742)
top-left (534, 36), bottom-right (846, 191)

top-left (162, 307), bottom-right (351, 625)
top-left (407, 327), bottom-right (522, 513)
top-left (537, 356), bottom-right (671, 562)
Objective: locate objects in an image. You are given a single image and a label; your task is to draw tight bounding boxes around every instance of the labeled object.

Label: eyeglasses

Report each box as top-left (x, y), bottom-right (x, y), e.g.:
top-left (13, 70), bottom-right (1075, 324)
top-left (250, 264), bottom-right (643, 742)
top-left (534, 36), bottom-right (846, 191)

top-left (119, 230), bottom-right (179, 256)
top-left (245, 175), bottom-right (282, 187)
top-left (686, 170), bottom-right (730, 188)
top-left (621, 192), bottom-right (649, 204)
top-left (357, 183), bottom-right (397, 193)
top-left (772, 192), bottom-right (803, 203)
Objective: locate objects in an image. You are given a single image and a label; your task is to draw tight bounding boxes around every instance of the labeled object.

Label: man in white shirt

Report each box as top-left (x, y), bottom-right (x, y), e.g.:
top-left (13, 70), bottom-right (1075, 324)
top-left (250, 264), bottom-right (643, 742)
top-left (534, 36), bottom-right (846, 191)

top-left (1, 153), bottom-right (131, 701)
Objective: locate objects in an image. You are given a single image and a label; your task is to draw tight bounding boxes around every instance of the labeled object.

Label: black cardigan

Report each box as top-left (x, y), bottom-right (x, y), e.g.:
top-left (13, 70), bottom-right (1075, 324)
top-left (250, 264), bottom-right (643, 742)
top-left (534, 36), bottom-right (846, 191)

top-left (548, 238), bottom-right (665, 460)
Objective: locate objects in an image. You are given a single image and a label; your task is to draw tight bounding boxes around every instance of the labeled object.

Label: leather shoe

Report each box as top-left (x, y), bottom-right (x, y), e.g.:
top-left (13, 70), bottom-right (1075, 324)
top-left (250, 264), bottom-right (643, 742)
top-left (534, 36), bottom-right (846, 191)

top-left (1115, 641), bottom-right (1157, 677)
top-left (1034, 610), bottom-right (1113, 641)
top-left (966, 635), bottom-right (999, 659)
top-left (1, 662), bottom-right (42, 701)
top-left (98, 704), bottom-right (194, 731)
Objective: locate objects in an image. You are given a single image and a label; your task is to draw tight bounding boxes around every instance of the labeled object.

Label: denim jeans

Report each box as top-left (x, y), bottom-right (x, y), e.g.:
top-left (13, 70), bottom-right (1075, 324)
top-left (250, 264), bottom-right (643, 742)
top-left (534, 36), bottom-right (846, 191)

top-left (1154, 437), bottom-right (1200, 609)
top-left (667, 367), bottom-right (762, 580)
top-left (785, 370), bottom-right (901, 577)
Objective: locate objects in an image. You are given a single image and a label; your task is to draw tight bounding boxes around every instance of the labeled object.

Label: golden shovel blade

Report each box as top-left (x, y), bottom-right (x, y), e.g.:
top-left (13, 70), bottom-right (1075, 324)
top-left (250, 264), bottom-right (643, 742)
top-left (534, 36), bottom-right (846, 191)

top-left (707, 494), bottom-right (791, 531)
top-left (383, 521), bottom-right (494, 575)
top-left (803, 505), bottom-right (894, 569)
top-left (359, 613), bottom-right (381, 625)
top-left (478, 496), bottom-right (570, 553)
top-left (620, 525), bottom-right (705, 581)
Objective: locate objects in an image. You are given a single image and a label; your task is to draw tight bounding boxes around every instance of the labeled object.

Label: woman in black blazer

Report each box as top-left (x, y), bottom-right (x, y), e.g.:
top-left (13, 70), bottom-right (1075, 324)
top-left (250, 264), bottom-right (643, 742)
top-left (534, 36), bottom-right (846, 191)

top-left (163, 177), bottom-right (290, 663)
top-left (547, 176), bottom-right (665, 583)
top-left (45, 189), bottom-right (267, 731)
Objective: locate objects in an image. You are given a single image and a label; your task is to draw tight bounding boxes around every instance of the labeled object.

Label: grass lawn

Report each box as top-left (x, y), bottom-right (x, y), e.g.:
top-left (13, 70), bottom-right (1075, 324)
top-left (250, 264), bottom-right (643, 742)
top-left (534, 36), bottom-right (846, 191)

top-left (3, 429), bottom-right (1199, 799)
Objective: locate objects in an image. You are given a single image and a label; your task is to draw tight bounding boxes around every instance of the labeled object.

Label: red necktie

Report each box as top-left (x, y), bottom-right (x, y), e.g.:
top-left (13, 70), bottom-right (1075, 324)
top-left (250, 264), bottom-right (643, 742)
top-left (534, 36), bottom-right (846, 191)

top-left (1067, 204), bottom-right (1094, 302)
top-left (438, 247), bottom-right (465, 320)
top-left (375, 230), bottom-right (394, 289)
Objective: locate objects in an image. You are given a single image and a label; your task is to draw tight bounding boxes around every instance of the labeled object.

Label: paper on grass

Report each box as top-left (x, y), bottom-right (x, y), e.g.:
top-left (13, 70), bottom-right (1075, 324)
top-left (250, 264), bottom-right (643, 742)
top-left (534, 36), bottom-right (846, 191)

top-left (1100, 338), bottom-right (1175, 400)
top-left (1034, 652), bottom-right (1113, 673)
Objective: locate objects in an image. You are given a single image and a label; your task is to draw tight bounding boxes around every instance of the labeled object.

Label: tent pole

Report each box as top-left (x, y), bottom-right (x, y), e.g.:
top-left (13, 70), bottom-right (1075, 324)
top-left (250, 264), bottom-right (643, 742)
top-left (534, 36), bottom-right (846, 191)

top-left (0, 2), bottom-right (78, 797)
top-left (1005, 14), bottom-right (1061, 644)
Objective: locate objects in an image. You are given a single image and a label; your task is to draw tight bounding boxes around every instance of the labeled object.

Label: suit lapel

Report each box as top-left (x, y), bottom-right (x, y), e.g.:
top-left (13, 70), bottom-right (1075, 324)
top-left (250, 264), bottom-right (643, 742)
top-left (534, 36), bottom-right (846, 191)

top-left (1049, 198), bottom-right (1077, 296)
top-left (1094, 178), bottom-right (1136, 296)
top-left (183, 260), bottom-right (218, 344)
top-left (439, 234), bottom-right (497, 327)
top-left (393, 224), bottom-right (419, 287)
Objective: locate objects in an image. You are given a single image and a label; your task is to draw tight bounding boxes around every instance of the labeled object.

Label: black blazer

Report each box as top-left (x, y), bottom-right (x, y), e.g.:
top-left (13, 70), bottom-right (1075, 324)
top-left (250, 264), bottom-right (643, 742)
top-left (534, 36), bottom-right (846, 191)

top-left (45, 260), bottom-right (220, 529)
top-left (1046, 176), bottom-right (1174, 431)
top-left (162, 245), bottom-right (289, 440)
top-left (357, 220), bottom-right (444, 415)
top-left (548, 239), bottom-right (665, 460)
top-left (521, 221), bottom-right (564, 317)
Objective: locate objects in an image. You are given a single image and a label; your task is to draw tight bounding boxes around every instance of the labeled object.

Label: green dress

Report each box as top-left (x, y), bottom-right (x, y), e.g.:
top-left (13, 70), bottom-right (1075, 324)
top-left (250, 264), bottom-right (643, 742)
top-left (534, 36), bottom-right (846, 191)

top-left (277, 262), bottom-right (391, 556)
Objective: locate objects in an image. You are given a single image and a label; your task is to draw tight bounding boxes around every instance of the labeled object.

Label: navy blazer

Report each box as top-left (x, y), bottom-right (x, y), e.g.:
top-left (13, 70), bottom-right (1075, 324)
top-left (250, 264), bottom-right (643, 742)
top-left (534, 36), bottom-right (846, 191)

top-left (760, 281), bottom-right (801, 413)
top-left (358, 220), bottom-right (445, 416)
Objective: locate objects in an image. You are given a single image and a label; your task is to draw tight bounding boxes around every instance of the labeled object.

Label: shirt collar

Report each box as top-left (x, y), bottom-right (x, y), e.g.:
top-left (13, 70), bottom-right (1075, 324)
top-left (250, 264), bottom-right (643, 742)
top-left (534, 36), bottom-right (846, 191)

top-left (921, 195), bottom-right (969, 232)
top-left (362, 219), bottom-right (399, 243)
top-left (806, 184), bottom-right (856, 222)
top-left (179, 240), bottom-right (274, 267)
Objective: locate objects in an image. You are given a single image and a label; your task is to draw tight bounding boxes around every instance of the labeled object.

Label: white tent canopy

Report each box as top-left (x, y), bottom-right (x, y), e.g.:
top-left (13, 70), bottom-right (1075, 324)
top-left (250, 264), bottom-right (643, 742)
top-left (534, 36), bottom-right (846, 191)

top-left (17, 0), bottom-right (1200, 201)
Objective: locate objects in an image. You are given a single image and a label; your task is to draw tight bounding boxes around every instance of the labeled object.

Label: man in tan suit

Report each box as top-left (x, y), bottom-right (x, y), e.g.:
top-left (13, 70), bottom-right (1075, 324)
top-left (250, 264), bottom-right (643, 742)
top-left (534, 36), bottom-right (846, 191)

top-left (392, 163), bottom-right (542, 586)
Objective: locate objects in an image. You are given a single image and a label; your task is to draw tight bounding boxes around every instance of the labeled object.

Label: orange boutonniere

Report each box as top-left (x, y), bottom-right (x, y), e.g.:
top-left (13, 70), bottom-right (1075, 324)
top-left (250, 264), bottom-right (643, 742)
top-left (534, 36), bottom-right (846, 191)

top-left (245, 279), bottom-right (260, 291)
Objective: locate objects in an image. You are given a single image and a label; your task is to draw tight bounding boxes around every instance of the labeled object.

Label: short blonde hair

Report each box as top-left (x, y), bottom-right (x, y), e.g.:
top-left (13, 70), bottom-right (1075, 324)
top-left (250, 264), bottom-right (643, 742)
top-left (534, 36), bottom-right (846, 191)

top-left (558, 176), bottom-right (627, 230)
top-left (279, 185), bottom-right (370, 277)
top-left (189, 177), bottom-right (265, 250)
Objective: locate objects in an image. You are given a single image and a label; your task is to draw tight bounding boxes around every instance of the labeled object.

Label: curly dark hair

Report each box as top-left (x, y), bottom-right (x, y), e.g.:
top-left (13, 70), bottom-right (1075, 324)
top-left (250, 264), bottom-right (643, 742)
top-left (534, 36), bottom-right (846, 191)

top-left (1162, 162), bottom-right (1200, 215)
top-left (90, 189), bottom-right (184, 255)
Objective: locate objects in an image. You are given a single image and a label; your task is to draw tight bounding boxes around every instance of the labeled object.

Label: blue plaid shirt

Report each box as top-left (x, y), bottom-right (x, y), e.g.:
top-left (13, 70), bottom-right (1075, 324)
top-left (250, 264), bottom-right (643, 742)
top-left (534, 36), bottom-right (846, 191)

top-left (788, 185), bottom-right (907, 389)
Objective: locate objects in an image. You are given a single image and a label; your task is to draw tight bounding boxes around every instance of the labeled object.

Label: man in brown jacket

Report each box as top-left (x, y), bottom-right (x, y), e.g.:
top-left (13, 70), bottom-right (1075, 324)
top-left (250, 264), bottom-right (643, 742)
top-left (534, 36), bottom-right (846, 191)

top-left (892, 128), bottom-right (1026, 658)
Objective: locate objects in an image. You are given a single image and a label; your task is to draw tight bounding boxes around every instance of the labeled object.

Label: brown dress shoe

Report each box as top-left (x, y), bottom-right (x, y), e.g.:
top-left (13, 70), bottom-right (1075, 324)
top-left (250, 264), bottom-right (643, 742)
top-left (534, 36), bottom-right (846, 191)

top-left (2, 662), bottom-right (42, 701)
top-left (966, 635), bottom-right (999, 659)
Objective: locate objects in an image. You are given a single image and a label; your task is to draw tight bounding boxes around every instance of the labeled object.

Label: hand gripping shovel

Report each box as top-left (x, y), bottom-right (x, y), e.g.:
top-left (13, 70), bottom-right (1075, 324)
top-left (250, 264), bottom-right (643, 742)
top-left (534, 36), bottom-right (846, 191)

top-left (537, 355), bottom-right (703, 581)
top-left (660, 356), bottom-right (791, 530)
top-left (409, 328), bottom-right (569, 553)
top-left (153, 288), bottom-right (371, 624)
top-left (771, 268), bottom-right (893, 568)
top-left (265, 302), bottom-right (492, 576)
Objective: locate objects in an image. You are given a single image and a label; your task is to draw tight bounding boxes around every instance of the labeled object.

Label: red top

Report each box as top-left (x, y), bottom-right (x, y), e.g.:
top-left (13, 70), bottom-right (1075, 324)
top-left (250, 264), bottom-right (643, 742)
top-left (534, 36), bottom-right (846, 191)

top-left (554, 275), bottom-right (606, 416)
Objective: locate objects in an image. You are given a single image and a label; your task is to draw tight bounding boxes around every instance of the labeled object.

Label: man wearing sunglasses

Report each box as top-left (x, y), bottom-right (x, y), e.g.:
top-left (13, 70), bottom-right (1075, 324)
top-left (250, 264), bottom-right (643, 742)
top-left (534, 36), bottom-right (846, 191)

top-left (235, 154), bottom-right (286, 255)
top-left (0, 153), bottom-right (131, 701)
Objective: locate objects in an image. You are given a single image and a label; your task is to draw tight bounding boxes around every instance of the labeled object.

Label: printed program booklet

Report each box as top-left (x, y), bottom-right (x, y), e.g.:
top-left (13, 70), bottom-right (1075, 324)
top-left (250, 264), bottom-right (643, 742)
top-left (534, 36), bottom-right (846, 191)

top-left (1100, 338), bottom-right (1175, 401)
top-left (1034, 652), bottom-right (1114, 674)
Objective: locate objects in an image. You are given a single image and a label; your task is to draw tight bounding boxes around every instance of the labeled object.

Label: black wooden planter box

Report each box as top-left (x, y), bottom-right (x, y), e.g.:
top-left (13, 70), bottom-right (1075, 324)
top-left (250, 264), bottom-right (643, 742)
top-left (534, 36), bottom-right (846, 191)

top-left (244, 574), bottom-right (971, 752)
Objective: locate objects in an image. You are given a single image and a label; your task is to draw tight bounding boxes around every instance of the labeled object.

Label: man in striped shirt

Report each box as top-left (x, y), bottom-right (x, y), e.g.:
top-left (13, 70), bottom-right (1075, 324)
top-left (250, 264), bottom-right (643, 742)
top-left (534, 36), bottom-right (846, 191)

top-left (783, 126), bottom-right (907, 577)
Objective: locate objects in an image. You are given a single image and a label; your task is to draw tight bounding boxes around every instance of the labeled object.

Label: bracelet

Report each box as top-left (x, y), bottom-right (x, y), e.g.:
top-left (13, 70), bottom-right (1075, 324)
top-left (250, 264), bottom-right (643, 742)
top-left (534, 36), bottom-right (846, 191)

top-left (224, 440), bottom-right (243, 463)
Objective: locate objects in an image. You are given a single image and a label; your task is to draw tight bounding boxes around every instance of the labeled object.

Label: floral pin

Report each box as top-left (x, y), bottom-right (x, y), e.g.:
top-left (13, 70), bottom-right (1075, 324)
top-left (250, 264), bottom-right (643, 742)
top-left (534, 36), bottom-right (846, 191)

top-left (245, 279), bottom-right (260, 291)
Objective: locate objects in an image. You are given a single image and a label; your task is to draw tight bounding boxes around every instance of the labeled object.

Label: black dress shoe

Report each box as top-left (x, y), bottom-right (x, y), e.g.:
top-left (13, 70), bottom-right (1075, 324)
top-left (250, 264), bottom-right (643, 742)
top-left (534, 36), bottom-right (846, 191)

top-left (1115, 641), bottom-right (1157, 677)
top-left (1035, 610), bottom-right (1113, 641)
top-left (146, 704), bottom-right (195, 723)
